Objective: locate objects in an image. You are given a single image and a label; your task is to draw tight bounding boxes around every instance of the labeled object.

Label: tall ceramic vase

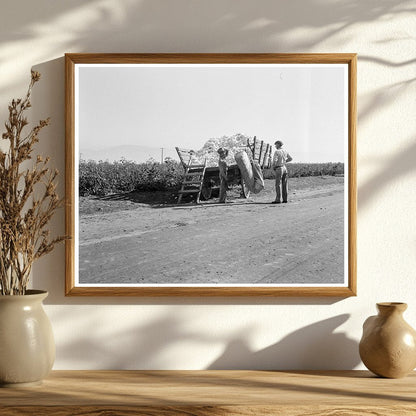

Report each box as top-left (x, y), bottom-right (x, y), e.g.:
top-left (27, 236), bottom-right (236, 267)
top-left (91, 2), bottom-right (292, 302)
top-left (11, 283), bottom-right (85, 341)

top-left (359, 302), bottom-right (416, 378)
top-left (0, 290), bottom-right (55, 387)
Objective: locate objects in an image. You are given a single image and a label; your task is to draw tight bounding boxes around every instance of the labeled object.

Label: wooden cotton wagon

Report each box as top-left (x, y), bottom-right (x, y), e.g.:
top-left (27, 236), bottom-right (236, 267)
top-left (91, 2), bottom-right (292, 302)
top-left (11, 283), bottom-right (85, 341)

top-left (175, 137), bottom-right (272, 203)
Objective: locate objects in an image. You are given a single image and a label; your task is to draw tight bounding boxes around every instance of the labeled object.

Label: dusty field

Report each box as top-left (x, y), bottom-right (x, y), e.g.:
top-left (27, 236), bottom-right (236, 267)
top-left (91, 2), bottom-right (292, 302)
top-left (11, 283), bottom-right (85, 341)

top-left (78, 177), bottom-right (345, 285)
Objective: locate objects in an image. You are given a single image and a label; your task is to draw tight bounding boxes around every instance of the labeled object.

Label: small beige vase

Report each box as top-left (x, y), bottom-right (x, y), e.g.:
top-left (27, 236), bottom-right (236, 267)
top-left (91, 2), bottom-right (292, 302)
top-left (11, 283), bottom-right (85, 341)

top-left (0, 290), bottom-right (55, 387)
top-left (359, 302), bottom-right (416, 378)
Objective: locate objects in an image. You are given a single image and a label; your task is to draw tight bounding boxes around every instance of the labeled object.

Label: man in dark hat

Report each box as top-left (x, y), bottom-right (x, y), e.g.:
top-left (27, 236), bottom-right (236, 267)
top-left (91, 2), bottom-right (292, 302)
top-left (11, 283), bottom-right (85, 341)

top-left (272, 140), bottom-right (293, 203)
top-left (217, 148), bottom-right (229, 203)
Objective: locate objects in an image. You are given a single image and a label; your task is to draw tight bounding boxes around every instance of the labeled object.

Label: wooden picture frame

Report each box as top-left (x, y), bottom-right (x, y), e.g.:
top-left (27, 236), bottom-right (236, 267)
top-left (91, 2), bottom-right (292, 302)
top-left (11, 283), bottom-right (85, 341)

top-left (65, 53), bottom-right (357, 297)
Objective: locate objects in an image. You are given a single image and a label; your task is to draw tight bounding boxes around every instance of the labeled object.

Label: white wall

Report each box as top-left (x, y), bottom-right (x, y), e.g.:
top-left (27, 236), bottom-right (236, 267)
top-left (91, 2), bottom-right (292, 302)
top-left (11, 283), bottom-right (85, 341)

top-left (0, 0), bottom-right (415, 370)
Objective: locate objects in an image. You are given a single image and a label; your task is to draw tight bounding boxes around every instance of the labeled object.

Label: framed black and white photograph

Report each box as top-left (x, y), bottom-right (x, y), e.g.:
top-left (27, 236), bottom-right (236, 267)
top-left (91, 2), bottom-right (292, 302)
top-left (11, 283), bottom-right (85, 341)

top-left (65, 53), bottom-right (356, 296)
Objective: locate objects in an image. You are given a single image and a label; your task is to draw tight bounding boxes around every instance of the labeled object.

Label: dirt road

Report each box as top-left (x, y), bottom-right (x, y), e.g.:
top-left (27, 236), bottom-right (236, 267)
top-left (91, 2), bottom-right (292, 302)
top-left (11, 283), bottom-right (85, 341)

top-left (79, 178), bottom-right (345, 285)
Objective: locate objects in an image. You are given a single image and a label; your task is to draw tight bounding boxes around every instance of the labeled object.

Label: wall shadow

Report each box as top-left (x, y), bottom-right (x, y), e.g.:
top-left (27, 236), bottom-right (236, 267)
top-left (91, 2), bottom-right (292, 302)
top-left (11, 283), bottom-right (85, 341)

top-left (2, 0), bottom-right (413, 55)
top-left (207, 314), bottom-right (360, 370)
top-left (1, 0), bottom-right (414, 99)
top-left (53, 310), bottom-right (360, 370)
top-left (53, 310), bottom-right (215, 369)
top-left (359, 138), bottom-right (416, 210)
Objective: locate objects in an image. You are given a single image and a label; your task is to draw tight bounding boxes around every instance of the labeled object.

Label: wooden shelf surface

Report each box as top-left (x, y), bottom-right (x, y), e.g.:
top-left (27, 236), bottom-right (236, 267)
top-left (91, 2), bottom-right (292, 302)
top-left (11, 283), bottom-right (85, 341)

top-left (1, 370), bottom-right (415, 415)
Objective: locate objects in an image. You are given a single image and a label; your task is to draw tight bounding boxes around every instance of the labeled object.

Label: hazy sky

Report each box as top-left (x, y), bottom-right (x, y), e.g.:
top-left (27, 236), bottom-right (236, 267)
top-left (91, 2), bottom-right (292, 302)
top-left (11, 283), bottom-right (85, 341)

top-left (77, 63), bottom-right (347, 163)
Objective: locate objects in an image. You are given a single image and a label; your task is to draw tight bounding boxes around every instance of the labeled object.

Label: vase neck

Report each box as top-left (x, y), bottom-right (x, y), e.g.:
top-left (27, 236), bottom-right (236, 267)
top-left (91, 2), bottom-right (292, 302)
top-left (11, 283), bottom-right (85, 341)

top-left (377, 302), bottom-right (407, 316)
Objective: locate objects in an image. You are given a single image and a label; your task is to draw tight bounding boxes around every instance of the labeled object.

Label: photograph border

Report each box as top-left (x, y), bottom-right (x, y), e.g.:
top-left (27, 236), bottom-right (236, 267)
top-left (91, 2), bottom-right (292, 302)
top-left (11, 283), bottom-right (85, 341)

top-left (65, 53), bottom-right (357, 297)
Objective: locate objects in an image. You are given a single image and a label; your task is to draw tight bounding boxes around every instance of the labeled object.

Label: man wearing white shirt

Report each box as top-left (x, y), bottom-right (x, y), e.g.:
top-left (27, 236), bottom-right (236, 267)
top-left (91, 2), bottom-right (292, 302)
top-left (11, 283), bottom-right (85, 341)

top-left (272, 140), bottom-right (293, 204)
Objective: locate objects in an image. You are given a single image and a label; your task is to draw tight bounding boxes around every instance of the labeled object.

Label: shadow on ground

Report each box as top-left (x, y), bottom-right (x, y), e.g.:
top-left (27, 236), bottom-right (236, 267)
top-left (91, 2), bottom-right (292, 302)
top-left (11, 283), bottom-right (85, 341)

top-left (79, 186), bottom-right (249, 215)
top-left (98, 190), bottom-right (180, 205)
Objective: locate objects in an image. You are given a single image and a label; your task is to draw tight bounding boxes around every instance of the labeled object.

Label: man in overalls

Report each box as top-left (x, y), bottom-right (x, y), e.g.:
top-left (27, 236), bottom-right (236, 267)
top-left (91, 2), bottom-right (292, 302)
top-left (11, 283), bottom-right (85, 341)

top-left (272, 140), bottom-right (293, 204)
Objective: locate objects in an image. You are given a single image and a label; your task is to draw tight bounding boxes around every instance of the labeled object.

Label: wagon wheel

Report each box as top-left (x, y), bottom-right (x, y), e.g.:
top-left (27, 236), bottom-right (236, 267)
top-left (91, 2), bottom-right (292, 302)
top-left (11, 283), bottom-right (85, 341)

top-left (200, 183), bottom-right (213, 200)
top-left (240, 178), bottom-right (251, 198)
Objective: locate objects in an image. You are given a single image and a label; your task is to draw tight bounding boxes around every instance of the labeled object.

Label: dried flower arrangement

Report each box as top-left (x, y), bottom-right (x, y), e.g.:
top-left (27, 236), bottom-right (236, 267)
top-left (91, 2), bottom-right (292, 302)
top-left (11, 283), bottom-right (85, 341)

top-left (0, 71), bottom-right (65, 295)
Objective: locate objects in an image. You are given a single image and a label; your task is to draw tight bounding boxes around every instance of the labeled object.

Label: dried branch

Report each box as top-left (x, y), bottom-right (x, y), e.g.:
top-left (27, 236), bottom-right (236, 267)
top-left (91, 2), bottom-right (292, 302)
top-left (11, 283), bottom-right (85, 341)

top-left (0, 70), bottom-right (66, 295)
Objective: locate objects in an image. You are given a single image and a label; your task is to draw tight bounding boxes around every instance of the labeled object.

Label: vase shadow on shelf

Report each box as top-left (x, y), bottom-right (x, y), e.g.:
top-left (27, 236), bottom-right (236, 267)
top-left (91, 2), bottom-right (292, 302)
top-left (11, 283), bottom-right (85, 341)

top-left (207, 314), bottom-right (360, 371)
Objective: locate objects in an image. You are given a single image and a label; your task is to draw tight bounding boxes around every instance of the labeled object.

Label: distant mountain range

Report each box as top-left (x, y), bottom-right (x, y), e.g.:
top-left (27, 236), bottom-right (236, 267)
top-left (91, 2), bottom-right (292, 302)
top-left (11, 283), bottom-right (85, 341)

top-left (79, 145), bottom-right (179, 163)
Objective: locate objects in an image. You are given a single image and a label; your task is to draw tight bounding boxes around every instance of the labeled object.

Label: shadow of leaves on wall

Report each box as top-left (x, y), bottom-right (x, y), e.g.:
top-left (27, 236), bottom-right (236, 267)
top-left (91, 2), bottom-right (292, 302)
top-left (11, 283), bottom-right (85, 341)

top-left (208, 314), bottom-right (360, 370)
top-left (53, 310), bottom-right (359, 370)
top-left (359, 139), bottom-right (416, 210)
top-left (54, 310), bottom-right (219, 369)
